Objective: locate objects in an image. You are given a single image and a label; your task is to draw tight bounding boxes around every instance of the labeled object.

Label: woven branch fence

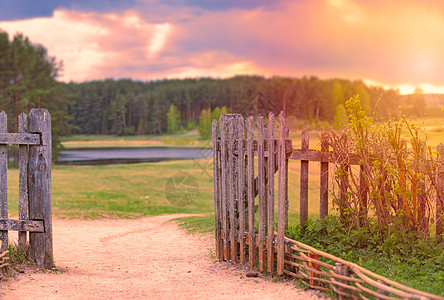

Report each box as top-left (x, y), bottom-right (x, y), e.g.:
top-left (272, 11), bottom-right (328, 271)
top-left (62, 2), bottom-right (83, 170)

top-left (212, 112), bottom-right (443, 300)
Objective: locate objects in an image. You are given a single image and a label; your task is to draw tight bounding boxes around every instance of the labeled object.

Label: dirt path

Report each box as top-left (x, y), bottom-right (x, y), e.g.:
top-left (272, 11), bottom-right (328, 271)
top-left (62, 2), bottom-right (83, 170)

top-left (1, 214), bottom-right (320, 299)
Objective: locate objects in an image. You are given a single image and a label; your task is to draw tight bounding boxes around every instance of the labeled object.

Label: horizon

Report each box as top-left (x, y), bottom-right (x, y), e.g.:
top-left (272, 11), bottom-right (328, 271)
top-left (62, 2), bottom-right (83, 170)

top-left (1, 0), bottom-right (444, 95)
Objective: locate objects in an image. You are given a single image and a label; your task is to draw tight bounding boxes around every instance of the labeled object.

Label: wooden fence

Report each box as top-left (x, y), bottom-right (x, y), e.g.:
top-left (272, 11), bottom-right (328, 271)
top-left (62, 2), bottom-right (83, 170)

top-left (0, 109), bottom-right (52, 268)
top-left (212, 112), bottom-right (443, 300)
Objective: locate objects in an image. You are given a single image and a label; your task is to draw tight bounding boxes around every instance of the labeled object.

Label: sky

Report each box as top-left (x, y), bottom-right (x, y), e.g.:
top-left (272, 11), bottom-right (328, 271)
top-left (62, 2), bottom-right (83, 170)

top-left (1, 0), bottom-right (444, 94)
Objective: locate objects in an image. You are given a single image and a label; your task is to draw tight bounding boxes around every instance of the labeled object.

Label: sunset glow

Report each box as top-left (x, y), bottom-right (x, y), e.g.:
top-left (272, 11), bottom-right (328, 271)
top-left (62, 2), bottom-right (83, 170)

top-left (1, 0), bottom-right (444, 93)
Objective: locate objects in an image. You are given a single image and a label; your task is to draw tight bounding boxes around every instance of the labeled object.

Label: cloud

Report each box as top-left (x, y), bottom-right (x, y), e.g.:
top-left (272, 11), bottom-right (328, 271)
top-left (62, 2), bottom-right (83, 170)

top-left (1, 0), bottom-right (444, 92)
top-left (0, 9), bottom-right (172, 82)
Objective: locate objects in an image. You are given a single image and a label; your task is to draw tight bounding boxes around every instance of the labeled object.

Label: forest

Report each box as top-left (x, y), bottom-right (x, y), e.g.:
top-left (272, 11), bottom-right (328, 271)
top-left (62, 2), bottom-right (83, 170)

top-left (64, 75), bottom-right (408, 136)
top-left (0, 31), bottom-right (427, 150)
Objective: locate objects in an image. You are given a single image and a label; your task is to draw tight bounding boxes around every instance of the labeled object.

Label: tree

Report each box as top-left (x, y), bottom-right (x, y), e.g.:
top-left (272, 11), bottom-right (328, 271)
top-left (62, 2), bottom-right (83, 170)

top-left (0, 30), bottom-right (70, 160)
top-left (166, 104), bottom-right (180, 133)
top-left (412, 88), bottom-right (426, 117)
top-left (198, 108), bottom-right (212, 139)
top-left (333, 104), bottom-right (348, 129)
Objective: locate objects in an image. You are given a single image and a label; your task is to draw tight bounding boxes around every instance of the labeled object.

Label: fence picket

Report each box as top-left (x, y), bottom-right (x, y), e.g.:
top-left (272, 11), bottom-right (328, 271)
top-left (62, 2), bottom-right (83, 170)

top-left (212, 119), bottom-right (222, 260)
top-left (267, 112), bottom-right (275, 273)
top-left (300, 130), bottom-right (309, 230)
top-left (212, 113), bottom-right (444, 299)
top-left (257, 116), bottom-right (266, 271)
top-left (228, 117), bottom-right (237, 262)
top-left (320, 140), bottom-right (329, 219)
top-left (246, 116), bottom-right (255, 268)
top-left (277, 112), bottom-right (287, 276)
top-left (237, 116), bottom-right (246, 265)
top-left (219, 116), bottom-right (229, 260)
top-left (0, 112), bottom-right (7, 252)
top-left (18, 113), bottom-right (29, 251)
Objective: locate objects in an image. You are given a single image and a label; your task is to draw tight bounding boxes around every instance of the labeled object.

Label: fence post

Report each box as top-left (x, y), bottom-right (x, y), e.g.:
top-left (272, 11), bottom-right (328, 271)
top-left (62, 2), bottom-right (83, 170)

top-left (300, 130), bottom-right (309, 230)
top-left (212, 119), bottom-right (222, 260)
top-left (28, 108), bottom-right (53, 268)
top-left (0, 112), bottom-right (7, 252)
top-left (267, 112), bottom-right (275, 273)
top-left (437, 143), bottom-right (444, 240)
top-left (257, 115), bottom-right (266, 271)
top-left (219, 115), bottom-right (229, 261)
top-left (320, 140), bottom-right (329, 219)
top-left (237, 115), bottom-right (246, 265)
top-left (246, 116), bottom-right (255, 268)
top-left (277, 112), bottom-right (288, 276)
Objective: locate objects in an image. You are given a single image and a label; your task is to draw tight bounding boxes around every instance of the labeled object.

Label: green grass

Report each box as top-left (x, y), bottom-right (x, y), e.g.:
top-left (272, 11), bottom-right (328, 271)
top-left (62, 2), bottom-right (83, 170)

top-left (7, 159), bottom-right (216, 219)
top-left (174, 214), bottom-right (216, 234)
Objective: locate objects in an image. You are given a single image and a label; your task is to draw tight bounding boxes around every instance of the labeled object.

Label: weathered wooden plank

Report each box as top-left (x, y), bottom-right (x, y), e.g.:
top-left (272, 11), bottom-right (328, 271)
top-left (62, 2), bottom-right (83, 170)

top-left (212, 119), bottom-right (222, 260)
top-left (28, 109), bottom-right (53, 268)
top-left (320, 140), bottom-right (329, 219)
top-left (219, 116), bottom-right (229, 261)
top-left (267, 112), bottom-right (275, 273)
top-left (284, 127), bottom-right (290, 231)
top-left (0, 133), bottom-right (40, 145)
top-left (437, 143), bottom-right (444, 240)
top-left (277, 112), bottom-right (287, 276)
top-left (227, 117), bottom-right (237, 262)
top-left (246, 116), bottom-right (255, 268)
top-left (0, 219), bottom-right (44, 232)
top-left (0, 112), bottom-right (7, 252)
top-left (290, 149), bottom-right (362, 165)
top-left (237, 116), bottom-right (246, 265)
top-left (300, 130), bottom-right (309, 229)
top-left (257, 115), bottom-right (266, 272)
top-left (18, 113), bottom-right (29, 251)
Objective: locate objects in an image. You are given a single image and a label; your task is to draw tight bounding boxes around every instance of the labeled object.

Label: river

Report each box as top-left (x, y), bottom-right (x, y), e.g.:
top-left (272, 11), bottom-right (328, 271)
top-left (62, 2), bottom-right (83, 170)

top-left (57, 147), bottom-right (213, 165)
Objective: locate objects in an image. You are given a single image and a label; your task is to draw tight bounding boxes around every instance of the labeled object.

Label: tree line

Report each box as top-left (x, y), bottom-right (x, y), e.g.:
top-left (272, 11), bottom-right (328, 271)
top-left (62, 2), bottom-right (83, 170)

top-left (64, 75), bottom-right (405, 136)
top-left (0, 31), bottom-right (413, 154)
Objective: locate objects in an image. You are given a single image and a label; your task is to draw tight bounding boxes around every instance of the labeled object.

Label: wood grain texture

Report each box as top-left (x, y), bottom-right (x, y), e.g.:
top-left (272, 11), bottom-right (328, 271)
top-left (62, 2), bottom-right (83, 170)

top-left (257, 115), bottom-right (265, 272)
top-left (212, 119), bottom-right (222, 260)
top-left (320, 140), bottom-right (329, 219)
top-left (0, 133), bottom-right (40, 145)
top-left (246, 116), bottom-right (255, 268)
top-left (219, 116), bottom-right (229, 261)
top-left (277, 112), bottom-right (287, 276)
top-left (0, 112), bottom-right (7, 252)
top-left (237, 116), bottom-right (246, 265)
top-left (18, 113), bottom-right (29, 251)
top-left (0, 219), bottom-right (44, 232)
top-left (300, 130), bottom-right (309, 229)
top-left (266, 112), bottom-right (275, 273)
top-left (227, 117), bottom-right (237, 262)
top-left (28, 109), bottom-right (53, 268)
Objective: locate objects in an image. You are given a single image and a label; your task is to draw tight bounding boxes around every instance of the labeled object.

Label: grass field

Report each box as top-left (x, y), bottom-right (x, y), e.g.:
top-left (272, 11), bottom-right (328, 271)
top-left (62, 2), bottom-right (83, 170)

top-left (6, 116), bottom-right (443, 296)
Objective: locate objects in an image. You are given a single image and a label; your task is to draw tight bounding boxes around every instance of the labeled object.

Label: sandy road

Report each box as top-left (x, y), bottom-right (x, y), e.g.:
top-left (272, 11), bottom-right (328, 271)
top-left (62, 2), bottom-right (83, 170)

top-left (1, 214), bottom-right (320, 299)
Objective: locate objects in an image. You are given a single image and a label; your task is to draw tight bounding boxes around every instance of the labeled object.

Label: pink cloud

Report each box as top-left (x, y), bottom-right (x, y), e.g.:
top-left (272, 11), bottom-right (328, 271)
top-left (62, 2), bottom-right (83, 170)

top-left (1, 0), bottom-right (444, 93)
